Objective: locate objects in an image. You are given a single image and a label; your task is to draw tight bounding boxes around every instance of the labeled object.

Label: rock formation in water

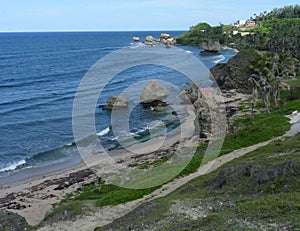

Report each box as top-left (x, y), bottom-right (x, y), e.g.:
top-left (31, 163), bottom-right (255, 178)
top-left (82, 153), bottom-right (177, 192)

top-left (99, 96), bottom-right (129, 110)
top-left (140, 80), bottom-right (169, 103)
top-left (140, 80), bottom-right (169, 111)
top-left (200, 39), bottom-right (221, 54)
top-left (144, 34), bottom-right (176, 46)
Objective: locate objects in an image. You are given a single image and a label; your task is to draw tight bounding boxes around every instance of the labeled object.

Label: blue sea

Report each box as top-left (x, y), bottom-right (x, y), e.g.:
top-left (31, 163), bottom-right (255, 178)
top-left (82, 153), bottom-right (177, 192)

top-left (0, 31), bottom-right (237, 183)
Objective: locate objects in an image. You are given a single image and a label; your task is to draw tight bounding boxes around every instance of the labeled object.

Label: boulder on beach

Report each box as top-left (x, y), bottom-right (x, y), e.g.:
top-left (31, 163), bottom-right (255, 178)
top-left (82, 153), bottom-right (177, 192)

top-left (140, 80), bottom-right (169, 103)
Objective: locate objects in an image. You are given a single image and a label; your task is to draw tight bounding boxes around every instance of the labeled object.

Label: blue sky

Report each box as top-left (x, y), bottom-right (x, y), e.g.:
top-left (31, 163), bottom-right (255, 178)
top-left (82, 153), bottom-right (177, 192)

top-left (0, 0), bottom-right (298, 32)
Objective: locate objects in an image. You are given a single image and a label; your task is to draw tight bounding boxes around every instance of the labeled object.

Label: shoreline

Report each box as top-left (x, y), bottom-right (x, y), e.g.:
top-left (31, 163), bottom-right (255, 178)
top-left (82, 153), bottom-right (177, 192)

top-left (0, 115), bottom-right (183, 186)
top-left (0, 102), bottom-right (198, 226)
top-left (0, 45), bottom-right (238, 186)
top-left (0, 89), bottom-right (248, 226)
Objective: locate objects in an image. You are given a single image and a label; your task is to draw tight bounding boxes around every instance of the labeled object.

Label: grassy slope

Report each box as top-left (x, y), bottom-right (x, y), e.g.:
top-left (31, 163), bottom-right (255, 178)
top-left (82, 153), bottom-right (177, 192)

top-left (36, 96), bottom-right (300, 230)
top-left (93, 74), bottom-right (300, 230)
top-left (96, 133), bottom-right (300, 231)
top-left (35, 72), bottom-right (300, 231)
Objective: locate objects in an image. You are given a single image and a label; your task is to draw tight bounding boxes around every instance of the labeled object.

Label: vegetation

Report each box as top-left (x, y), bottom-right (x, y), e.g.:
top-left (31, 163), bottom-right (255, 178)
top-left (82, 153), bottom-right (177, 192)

top-left (96, 133), bottom-right (300, 230)
top-left (177, 5), bottom-right (300, 58)
top-left (42, 183), bottom-right (159, 224)
top-left (176, 22), bottom-right (225, 45)
top-left (41, 94), bottom-right (299, 225)
top-left (248, 52), bottom-right (299, 112)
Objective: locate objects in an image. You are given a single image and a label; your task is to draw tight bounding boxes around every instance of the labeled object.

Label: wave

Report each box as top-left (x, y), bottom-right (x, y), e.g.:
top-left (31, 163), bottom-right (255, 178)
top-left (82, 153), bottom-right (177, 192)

top-left (0, 69), bottom-right (86, 89)
top-left (24, 142), bottom-right (78, 168)
top-left (130, 42), bottom-right (145, 48)
top-left (97, 127), bottom-right (110, 136)
top-left (213, 55), bottom-right (226, 64)
top-left (0, 160), bottom-right (27, 173)
top-left (0, 46), bottom-right (123, 60)
top-left (1, 115), bottom-right (72, 128)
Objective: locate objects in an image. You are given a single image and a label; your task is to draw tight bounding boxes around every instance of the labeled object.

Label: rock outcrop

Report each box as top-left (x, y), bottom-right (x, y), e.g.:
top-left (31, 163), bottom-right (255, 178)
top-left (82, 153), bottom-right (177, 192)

top-left (179, 82), bottom-right (201, 104)
top-left (133, 36), bottom-right (140, 42)
top-left (194, 97), bottom-right (211, 138)
top-left (144, 34), bottom-right (176, 46)
top-left (99, 96), bottom-right (129, 110)
top-left (0, 211), bottom-right (29, 231)
top-left (160, 33), bottom-right (170, 39)
top-left (180, 83), bottom-right (211, 138)
top-left (146, 35), bottom-right (155, 42)
top-left (211, 50), bottom-right (260, 94)
top-left (140, 80), bottom-right (169, 103)
top-left (200, 39), bottom-right (221, 53)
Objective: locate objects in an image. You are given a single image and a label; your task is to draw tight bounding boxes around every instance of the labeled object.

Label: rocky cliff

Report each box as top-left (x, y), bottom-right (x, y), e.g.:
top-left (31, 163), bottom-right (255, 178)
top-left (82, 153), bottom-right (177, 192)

top-left (211, 50), bottom-right (260, 93)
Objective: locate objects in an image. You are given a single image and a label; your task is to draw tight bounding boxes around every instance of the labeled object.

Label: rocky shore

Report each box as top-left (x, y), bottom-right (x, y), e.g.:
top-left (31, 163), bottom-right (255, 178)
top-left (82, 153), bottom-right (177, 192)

top-left (0, 88), bottom-right (248, 228)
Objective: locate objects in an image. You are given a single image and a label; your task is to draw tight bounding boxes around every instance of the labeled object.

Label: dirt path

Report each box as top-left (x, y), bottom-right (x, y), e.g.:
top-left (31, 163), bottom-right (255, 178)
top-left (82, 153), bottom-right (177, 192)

top-left (37, 120), bottom-right (299, 231)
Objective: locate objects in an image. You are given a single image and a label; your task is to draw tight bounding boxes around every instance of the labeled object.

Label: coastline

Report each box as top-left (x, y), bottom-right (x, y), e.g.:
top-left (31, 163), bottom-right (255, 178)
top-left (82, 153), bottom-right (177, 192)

top-left (0, 102), bottom-right (198, 226)
top-left (0, 44), bottom-right (240, 226)
top-left (221, 45), bottom-right (240, 53)
top-left (0, 89), bottom-right (249, 226)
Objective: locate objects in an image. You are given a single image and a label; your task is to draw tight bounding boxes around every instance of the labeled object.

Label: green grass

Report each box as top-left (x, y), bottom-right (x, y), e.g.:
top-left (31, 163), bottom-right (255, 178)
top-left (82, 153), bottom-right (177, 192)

top-left (220, 112), bottom-right (290, 155)
top-left (95, 133), bottom-right (300, 230)
top-left (43, 183), bottom-right (159, 223)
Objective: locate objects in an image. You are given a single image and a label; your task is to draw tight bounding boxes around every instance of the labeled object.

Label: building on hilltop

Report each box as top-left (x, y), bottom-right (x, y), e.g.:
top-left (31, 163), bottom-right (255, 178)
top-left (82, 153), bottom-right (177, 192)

top-left (246, 20), bottom-right (256, 27)
top-left (232, 19), bottom-right (246, 28)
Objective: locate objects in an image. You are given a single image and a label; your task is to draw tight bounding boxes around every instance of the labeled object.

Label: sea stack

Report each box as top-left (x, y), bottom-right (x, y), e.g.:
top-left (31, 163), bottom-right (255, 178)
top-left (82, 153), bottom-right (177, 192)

top-left (200, 39), bottom-right (221, 55)
top-left (133, 36), bottom-right (140, 42)
top-left (140, 80), bottom-right (169, 110)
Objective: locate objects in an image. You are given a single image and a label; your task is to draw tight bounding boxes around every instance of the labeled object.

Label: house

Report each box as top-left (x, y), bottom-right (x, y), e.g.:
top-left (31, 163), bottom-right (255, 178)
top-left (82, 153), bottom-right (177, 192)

top-left (228, 30), bottom-right (239, 35)
top-left (246, 20), bottom-right (256, 27)
top-left (238, 20), bottom-right (246, 26)
top-left (232, 19), bottom-right (246, 28)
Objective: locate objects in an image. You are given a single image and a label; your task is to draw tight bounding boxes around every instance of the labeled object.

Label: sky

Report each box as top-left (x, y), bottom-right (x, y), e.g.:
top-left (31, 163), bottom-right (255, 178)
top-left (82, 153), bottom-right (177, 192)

top-left (0, 0), bottom-right (298, 32)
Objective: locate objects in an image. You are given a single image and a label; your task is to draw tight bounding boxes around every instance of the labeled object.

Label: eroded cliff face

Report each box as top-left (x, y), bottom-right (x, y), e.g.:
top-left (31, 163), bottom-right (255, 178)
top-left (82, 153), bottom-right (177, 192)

top-left (211, 50), bottom-right (260, 94)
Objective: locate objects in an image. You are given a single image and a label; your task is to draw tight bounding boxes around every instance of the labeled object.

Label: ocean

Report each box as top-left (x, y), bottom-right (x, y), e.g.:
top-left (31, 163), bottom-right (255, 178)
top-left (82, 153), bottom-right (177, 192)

top-left (0, 31), bottom-right (237, 183)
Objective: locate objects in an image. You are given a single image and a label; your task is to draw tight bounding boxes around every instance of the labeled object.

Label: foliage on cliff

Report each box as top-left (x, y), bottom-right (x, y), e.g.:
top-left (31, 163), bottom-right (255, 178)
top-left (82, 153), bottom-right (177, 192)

top-left (177, 5), bottom-right (300, 58)
top-left (176, 23), bottom-right (224, 46)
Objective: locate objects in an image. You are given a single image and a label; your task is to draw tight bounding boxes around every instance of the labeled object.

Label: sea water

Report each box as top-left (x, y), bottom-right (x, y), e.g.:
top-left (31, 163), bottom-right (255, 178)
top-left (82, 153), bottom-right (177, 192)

top-left (0, 31), bottom-right (237, 181)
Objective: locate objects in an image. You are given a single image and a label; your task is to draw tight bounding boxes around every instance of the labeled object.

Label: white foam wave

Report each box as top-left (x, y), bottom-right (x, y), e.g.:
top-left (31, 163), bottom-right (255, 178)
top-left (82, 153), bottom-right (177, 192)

top-left (0, 160), bottom-right (27, 172)
top-left (97, 127), bottom-right (110, 136)
top-left (130, 42), bottom-right (145, 48)
top-left (213, 55), bottom-right (226, 64)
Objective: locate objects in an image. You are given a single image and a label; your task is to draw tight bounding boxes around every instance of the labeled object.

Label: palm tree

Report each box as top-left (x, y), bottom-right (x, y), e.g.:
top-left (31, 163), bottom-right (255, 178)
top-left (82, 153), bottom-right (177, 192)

top-left (259, 76), bottom-right (271, 113)
top-left (248, 72), bottom-right (261, 122)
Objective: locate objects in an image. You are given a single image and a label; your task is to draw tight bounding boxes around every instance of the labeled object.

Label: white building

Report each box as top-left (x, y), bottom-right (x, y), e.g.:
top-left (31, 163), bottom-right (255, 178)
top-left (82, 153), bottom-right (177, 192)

top-left (238, 20), bottom-right (246, 25)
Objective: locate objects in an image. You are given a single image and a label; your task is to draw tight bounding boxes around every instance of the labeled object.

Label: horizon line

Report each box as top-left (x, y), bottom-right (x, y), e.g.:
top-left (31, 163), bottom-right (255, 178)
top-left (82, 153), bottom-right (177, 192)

top-left (0, 29), bottom-right (188, 33)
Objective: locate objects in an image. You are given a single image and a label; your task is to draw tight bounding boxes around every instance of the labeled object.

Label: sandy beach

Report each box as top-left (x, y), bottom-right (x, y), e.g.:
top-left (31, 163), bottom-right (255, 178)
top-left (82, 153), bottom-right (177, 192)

top-left (0, 102), bottom-right (199, 226)
top-left (0, 90), bottom-right (247, 226)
